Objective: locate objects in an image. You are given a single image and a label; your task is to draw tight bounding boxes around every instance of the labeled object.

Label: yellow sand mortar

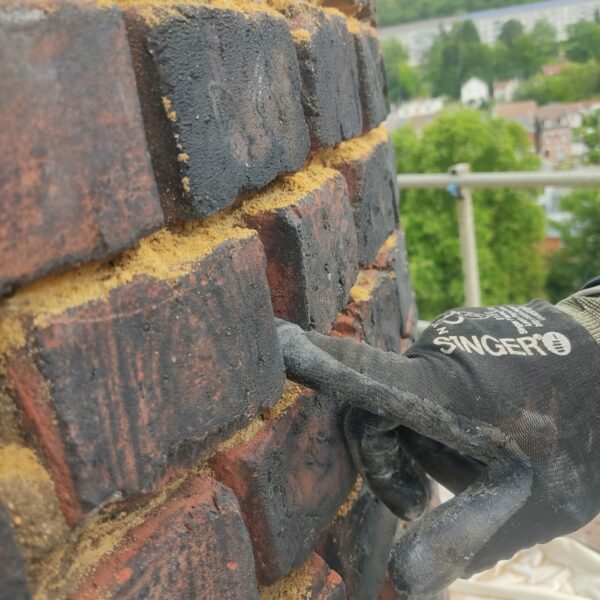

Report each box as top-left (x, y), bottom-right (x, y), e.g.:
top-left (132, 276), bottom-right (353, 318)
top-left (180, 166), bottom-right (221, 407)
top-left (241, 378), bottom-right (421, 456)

top-left (0, 444), bottom-right (69, 582)
top-left (345, 15), bottom-right (376, 36)
top-left (349, 269), bottom-right (381, 303)
top-left (215, 381), bottom-right (304, 453)
top-left (34, 470), bottom-right (191, 599)
top-left (316, 125), bottom-right (389, 167)
top-left (0, 214), bottom-right (254, 355)
top-left (101, 0), bottom-right (284, 24)
top-left (335, 475), bottom-right (362, 518)
top-left (239, 163), bottom-right (340, 216)
top-left (259, 554), bottom-right (318, 599)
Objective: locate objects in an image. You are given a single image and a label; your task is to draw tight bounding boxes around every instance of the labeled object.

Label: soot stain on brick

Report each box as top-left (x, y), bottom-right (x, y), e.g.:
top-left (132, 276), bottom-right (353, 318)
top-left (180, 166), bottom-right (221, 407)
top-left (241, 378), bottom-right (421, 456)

top-left (125, 4), bottom-right (309, 220)
top-left (289, 7), bottom-right (362, 148)
top-left (0, 2), bottom-right (164, 296)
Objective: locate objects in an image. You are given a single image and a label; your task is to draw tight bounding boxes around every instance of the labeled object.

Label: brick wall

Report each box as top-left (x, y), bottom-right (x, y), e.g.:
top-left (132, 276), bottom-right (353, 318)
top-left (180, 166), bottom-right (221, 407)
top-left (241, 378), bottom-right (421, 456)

top-left (0, 0), bottom-right (428, 598)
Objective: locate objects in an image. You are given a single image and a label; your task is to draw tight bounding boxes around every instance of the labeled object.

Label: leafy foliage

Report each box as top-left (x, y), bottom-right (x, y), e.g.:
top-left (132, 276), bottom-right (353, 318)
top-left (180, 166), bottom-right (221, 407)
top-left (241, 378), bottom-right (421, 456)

top-left (546, 190), bottom-right (600, 302)
top-left (382, 39), bottom-right (424, 104)
top-left (515, 61), bottom-right (600, 103)
top-left (412, 19), bottom-right (558, 99)
top-left (425, 22), bottom-right (494, 99)
top-left (493, 20), bottom-right (558, 80)
top-left (392, 109), bottom-right (546, 318)
top-left (565, 20), bottom-right (600, 63)
top-left (377, 0), bottom-right (535, 27)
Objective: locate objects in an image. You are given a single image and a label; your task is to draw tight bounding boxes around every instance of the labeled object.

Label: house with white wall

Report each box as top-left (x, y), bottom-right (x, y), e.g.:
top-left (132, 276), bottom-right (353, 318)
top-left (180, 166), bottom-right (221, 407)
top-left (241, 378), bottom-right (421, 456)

top-left (461, 78), bottom-right (490, 107)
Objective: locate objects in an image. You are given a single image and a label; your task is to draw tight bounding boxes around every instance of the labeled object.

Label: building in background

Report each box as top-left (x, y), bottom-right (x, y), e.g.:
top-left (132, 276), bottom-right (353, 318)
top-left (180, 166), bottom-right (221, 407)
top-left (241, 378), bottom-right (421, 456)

top-left (461, 77), bottom-right (490, 107)
top-left (536, 104), bottom-right (573, 165)
top-left (493, 79), bottom-right (519, 103)
top-left (379, 0), bottom-right (600, 65)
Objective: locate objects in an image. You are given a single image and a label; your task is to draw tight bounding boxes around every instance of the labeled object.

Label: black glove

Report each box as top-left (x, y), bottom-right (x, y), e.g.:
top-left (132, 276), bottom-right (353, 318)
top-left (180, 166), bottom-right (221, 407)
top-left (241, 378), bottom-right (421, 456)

top-left (276, 297), bottom-right (600, 596)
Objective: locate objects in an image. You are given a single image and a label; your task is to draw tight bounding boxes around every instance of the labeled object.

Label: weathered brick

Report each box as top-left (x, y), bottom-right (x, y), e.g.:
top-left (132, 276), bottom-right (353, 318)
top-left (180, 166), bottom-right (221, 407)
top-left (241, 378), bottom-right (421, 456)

top-left (371, 231), bottom-right (417, 339)
top-left (348, 21), bottom-right (389, 130)
top-left (318, 127), bottom-right (398, 268)
top-left (0, 0), bottom-right (164, 297)
top-left (322, 0), bottom-right (376, 25)
top-left (285, 6), bottom-right (362, 149)
top-left (36, 475), bottom-right (260, 600)
top-left (316, 483), bottom-right (398, 600)
top-left (0, 444), bottom-right (68, 585)
top-left (0, 503), bottom-right (30, 600)
top-left (0, 221), bottom-right (285, 524)
top-left (332, 269), bottom-right (403, 353)
top-left (210, 382), bottom-right (357, 585)
top-left (124, 1), bottom-right (309, 220)
top-left (240, 165), bottom-right (359, 333)
top-left (261, 553), bottom-right (346, 600)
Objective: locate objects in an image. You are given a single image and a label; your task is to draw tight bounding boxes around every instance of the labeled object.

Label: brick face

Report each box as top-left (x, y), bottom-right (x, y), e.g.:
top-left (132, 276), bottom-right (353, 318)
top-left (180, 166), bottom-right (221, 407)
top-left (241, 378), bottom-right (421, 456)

top-left (371, 231), bottom-right (418, 339)
top-left (125, 4), bottom-right (309, 221)
top-left (351, 24), bottom-right (390, 130)
top-left (319, 128), bottom-right (398, 268)
top-left (1, 227), bottom-right (285, 523)
top-left (0, 0), bottom-right (413, 595)
top-left (210, 384), bottom-right (356, 585)
top-left (0, 1), bottom-right (164, 297)
top-left (37, 476), bottom-right (260, 600)
top-left (332, 269), bottom-right (404, 353)
top-left (261, 553), bottom-right (346, 600)
top-left (0, 503), bottom-right (30, 600)
top-left (241, 166), bottom-right (359, 333)
top-left (288, 7), bottom-right (362, 149)
top-left (316, 485), bottom-right (398, 600)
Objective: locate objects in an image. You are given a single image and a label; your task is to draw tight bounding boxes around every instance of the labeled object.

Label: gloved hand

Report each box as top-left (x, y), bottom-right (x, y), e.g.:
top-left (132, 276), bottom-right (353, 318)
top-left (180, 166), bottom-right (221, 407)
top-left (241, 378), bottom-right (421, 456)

top-left (276, 294), bottom-right (600, 596)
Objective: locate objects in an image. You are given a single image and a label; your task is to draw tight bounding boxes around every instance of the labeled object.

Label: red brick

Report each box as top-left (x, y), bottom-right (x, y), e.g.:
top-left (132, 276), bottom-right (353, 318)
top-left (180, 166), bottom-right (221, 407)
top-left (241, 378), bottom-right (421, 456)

top-left (0, 503), bottom-right (30, 600)
top-left (350, 23), bottom-right (389, 130)
top-left (316, 483), bottom-right (398, 600)
top-left (261, 553), bottom-right (346, 600)
top-left (0, 0), bottom-right (164, 297)
top-left (124, 2), bottom-right (309, 220)
top-left (0, 223), bottom-right (285, 524)
top-left (332, 269), bottom-right (403, 353)
top-left (371, 231), bottom-right (418, 339)
top-left (322, 0), bottom-right (376, 24)
top-left (36, 476), bottom-right (260, 599)
top-left (241, 165), bottom-right (359, 333)
top-left (285, 7), bottom-right (362, 149)
top-left (209, 383), bottom-right (357, 585)
top-left (319, 128), bottom-right (398, 268)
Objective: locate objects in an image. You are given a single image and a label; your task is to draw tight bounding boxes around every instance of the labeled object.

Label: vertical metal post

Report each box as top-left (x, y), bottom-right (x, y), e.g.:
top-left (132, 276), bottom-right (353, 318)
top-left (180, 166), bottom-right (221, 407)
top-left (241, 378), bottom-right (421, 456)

top-left (450, 164), bottom-right (481, 307)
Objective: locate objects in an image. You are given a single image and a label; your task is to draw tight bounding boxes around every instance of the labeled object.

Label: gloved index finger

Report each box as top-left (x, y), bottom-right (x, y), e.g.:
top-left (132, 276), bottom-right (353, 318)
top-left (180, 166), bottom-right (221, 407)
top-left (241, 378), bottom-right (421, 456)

top-left (277, 320), bottom-right (507, 463)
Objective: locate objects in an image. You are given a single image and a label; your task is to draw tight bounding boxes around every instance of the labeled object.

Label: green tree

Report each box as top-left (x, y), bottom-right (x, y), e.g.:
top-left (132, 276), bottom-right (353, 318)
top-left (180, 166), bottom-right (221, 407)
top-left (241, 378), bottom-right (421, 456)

top-left (565, 21), bottom-right (600, 63)
top-left (382, 39), bottom-right (423, 104)
top-left (515, 61), bottom-right (600, 103)
top-left (498, 19), bottom-right (524, 46)
top-left (392, 109), bottom-right (545, 318)
top-left (493, 20), bottom-right (558, 80)
top-left (426, 21), bottom-right (493, 98)
top-left (546, 190), bottom-right (600, 302)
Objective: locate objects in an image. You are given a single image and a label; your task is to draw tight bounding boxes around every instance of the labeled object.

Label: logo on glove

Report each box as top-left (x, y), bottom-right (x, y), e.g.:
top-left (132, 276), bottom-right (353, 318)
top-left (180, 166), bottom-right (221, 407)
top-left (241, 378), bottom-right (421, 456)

top-left (433, 331), bottom-right (572, 357)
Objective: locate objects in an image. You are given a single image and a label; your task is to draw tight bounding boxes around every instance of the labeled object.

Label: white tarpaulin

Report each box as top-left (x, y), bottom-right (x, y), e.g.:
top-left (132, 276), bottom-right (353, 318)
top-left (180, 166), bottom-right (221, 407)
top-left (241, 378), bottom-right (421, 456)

top-left (450, 537), bottom-right (600, 600)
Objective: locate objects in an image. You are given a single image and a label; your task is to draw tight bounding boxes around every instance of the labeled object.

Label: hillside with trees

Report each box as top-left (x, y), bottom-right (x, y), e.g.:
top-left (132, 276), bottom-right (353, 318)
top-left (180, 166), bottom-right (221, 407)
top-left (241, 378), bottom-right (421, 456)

top-left (383, 18), bottom-right (600, 105)
top-left (377, 0), bottom-right (536, 27)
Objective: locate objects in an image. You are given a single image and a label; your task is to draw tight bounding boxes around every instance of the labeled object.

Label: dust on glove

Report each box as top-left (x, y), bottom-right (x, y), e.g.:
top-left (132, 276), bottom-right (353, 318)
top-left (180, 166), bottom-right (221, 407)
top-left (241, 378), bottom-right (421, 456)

top-left (276, 296), bottom-right (600, 596)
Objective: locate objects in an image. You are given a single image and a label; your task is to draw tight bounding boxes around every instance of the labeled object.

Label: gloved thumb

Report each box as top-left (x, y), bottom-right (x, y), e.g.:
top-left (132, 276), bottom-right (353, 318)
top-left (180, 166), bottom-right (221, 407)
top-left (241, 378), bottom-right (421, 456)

top-left (388, 458), bottom-right (532, 596)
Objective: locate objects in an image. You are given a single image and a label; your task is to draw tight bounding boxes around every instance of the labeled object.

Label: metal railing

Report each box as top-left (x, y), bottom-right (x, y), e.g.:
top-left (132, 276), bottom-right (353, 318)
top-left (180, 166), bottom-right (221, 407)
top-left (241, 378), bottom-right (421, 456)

top-left (396, 165), bottom-right (600, 306)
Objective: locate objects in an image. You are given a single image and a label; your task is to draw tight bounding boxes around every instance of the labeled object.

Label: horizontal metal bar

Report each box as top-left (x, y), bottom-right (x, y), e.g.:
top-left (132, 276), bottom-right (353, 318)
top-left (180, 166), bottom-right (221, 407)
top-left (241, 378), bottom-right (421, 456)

top-left (396, 171), bottom-right (600, 189)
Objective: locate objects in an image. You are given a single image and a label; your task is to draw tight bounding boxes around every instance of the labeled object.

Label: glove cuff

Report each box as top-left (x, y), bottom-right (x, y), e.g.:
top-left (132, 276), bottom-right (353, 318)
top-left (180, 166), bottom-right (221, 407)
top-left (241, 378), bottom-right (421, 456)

top-left (557, 293), bottom-right (600, 347)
